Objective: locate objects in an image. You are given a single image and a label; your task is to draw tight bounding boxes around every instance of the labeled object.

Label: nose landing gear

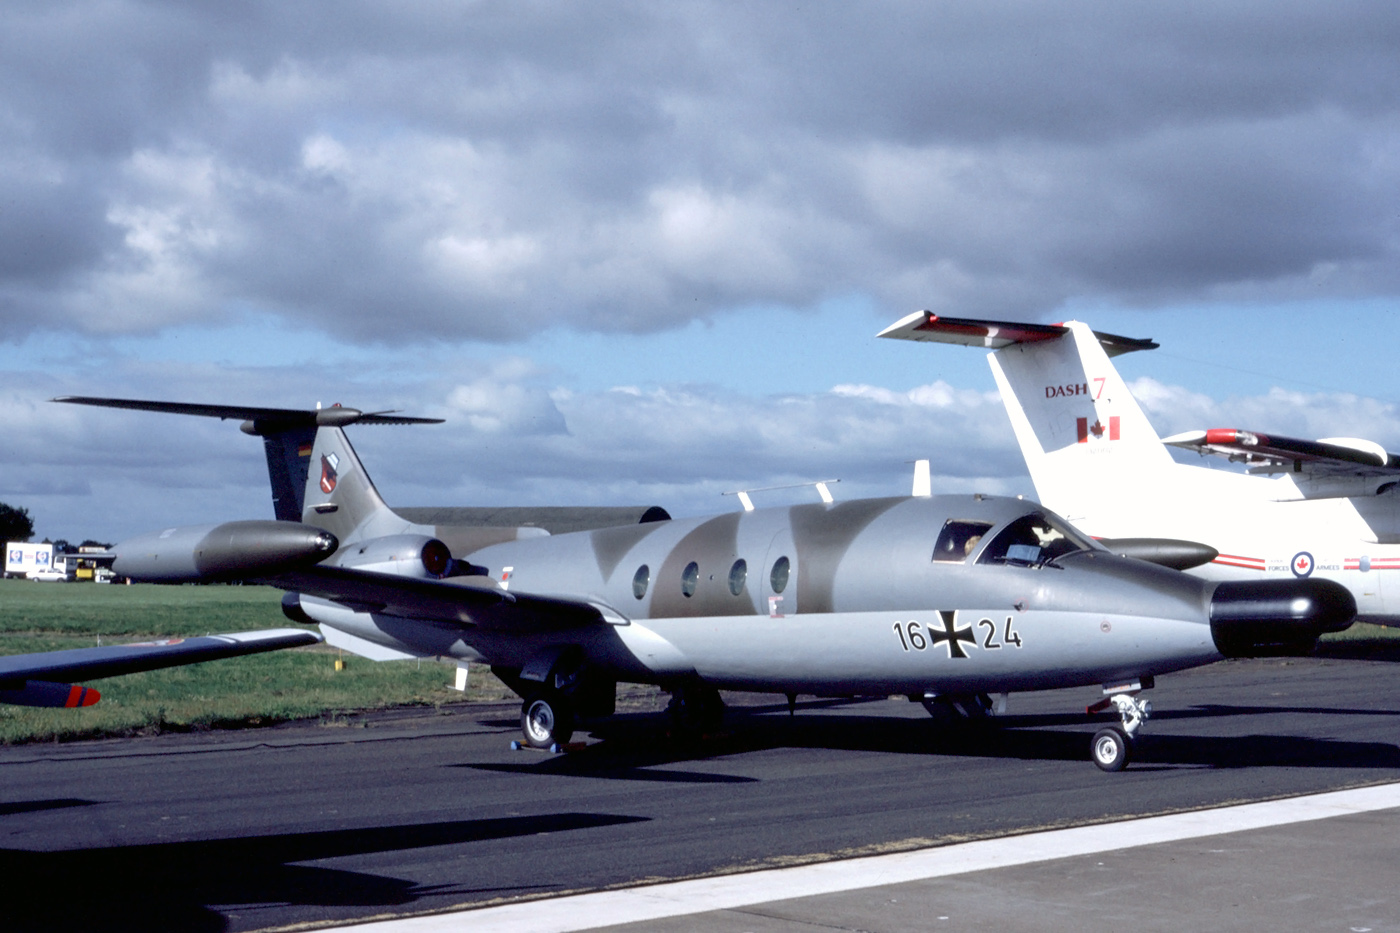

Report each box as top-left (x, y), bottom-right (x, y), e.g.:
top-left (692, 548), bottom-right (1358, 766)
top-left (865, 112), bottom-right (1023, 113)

top-left (1090, 692), bottom-right (1152, 772)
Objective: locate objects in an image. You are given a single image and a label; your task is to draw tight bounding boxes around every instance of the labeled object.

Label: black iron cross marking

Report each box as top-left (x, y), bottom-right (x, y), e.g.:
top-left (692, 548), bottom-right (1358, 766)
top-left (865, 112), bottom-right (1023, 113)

top-left (932, 610), bottom-right (976, 659)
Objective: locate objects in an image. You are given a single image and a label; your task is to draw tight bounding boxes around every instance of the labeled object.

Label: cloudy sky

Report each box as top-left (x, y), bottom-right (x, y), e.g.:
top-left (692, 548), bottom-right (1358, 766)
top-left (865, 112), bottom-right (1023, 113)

top-left (3, 2), bottom-right (1399, 544)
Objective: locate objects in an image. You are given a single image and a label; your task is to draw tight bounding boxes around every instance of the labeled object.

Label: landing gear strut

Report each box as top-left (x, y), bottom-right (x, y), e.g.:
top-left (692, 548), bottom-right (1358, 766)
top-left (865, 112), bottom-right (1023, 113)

top-left (1090, 692), bottom-right (1151, 772)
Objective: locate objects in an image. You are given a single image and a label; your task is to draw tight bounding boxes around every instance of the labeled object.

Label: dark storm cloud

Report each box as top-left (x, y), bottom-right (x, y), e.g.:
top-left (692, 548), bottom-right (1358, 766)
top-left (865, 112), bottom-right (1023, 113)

top-left (1, 1), bottom-right (1398, 343)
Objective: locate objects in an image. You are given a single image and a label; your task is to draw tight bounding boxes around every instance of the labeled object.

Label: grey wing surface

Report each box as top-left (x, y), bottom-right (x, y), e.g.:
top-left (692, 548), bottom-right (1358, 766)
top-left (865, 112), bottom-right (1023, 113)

top-left (0, 629), bottom-right (322, 707)
top-left (267, 566), bottom-right (605, 631)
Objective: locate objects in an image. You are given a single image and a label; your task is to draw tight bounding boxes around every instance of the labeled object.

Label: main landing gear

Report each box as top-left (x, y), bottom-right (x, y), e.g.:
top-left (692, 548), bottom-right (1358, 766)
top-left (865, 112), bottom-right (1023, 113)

top-left (1090, 692), bottom-right (1151, 772)
top-left (520, 689), bottom-right (574, 749)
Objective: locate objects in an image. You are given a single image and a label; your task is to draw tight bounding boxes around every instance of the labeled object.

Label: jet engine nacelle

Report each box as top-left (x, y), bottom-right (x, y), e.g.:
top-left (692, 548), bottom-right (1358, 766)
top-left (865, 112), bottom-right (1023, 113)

top-left (113, 521), bottom-right (339, 583)
top-left (1209, 578), bottom-right (1356, 657)
top-left (330, 534), bottom-right (453, 578)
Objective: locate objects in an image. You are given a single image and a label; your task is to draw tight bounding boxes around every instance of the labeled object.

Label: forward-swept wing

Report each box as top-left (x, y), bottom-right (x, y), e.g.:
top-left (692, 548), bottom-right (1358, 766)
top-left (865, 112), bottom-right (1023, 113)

top-left (273, 566), bottom-right (606, 631)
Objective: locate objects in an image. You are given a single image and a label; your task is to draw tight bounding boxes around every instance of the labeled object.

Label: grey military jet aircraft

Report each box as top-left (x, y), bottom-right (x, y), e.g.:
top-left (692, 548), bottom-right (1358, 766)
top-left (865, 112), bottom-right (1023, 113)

top-left (55, 390), bottom-right (1356, 771)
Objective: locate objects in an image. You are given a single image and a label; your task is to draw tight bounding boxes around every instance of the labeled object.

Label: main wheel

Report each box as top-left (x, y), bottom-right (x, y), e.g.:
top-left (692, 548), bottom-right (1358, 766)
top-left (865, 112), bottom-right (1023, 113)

top-left (521, 693), bottom-right (574, 748)
top-left (1091, 727), bottom-right (1131, 772)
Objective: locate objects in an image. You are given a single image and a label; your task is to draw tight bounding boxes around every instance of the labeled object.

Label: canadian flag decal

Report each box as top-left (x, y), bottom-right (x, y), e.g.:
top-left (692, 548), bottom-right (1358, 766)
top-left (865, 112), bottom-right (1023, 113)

top-left (1077, 416), bottom-right (1121, 443)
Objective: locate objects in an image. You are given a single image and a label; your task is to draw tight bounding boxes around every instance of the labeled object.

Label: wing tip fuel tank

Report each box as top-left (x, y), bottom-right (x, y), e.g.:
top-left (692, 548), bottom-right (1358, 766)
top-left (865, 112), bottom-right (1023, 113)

top-left (1209, 578), bottom-right (1356, 657)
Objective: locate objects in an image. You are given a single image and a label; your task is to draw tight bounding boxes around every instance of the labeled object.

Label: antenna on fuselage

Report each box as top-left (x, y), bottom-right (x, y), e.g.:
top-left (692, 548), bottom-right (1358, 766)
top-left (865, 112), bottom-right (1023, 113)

top-left (723, 480), bottom-right (840, 511)
top-left (911, 459), bottom-right (932, 497)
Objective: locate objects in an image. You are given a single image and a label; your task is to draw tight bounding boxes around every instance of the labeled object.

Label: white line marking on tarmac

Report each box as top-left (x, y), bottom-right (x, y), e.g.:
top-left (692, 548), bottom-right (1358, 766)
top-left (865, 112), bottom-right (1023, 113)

top-left (336, 781), bottom-right (1400, 933)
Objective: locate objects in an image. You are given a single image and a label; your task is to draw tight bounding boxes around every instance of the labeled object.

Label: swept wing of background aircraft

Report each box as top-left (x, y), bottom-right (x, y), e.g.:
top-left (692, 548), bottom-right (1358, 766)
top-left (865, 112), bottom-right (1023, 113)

top-left (881, 312), bottom-right (1400, 626)
top-left (54, 394), bottom-right (1355, 771)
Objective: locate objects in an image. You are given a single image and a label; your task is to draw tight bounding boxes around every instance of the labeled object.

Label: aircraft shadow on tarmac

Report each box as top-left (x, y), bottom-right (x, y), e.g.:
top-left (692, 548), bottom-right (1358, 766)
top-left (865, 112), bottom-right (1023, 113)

top-left (470, 699), bottom-right (1400, 777)
top-left (1314, 638), bottom-right (1400, 663)
top-left (0, 811), bottom-right (647, 933)
top-left (0, 798), bottom-right (97, 817)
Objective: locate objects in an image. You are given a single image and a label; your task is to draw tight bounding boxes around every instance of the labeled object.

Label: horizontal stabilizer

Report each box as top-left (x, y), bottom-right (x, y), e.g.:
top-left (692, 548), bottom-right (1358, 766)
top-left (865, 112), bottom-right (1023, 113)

top-left (1164, 429), bottom-right (1400, 476)
top-left (0, 629), bottom-right (323, 705)
top-left (52, 396), bottom-right (443, 433)
top-left (877, 311), bottom-right (1158, 358)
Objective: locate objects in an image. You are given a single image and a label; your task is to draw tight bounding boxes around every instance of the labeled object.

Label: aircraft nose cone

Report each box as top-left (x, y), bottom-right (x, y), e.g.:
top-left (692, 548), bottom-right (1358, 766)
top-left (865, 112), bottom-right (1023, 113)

top-left (1209, 578), bottom-right (1356, 658)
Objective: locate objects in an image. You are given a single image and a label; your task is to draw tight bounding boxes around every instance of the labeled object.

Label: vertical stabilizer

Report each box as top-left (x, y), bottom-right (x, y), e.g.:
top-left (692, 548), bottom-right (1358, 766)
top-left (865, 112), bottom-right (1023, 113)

top-left (302, 428), bottom-right (414, 544)
top-left (987, 321), bottom-right (1173, 527)
top-left (261, 426), bottom-right (318, 521)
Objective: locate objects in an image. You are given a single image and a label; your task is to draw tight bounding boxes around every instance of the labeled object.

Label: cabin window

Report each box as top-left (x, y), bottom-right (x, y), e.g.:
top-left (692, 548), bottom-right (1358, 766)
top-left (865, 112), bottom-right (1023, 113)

top-left (978, 512), bottom-right (1091, 567)
top-left (632, 564), bottom-right (650, 600)
top-left (728, 559), bottom-right (747, 595)
top-left (770, 555), bottom-right (790, 594)
top-left (932, 520), bottom-right (994, 562)
top-left (681, 561), bottom-right (699, 597)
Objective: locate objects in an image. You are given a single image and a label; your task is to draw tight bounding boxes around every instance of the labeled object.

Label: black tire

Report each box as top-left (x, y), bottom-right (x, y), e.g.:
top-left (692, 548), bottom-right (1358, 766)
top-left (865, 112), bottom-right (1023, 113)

top-left (520, 693), bottom-right (574, 748)
top-left (1091, 727), bottom-right (1131, 772)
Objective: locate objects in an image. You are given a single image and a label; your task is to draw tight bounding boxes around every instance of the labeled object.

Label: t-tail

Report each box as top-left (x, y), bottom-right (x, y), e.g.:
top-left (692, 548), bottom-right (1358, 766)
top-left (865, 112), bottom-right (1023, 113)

top-left (51, 396), bottom-right (562, 558)
top-left (50, 396), bottom-right (444, 528)
top-left (877, 312), bottom-right (1173, 534)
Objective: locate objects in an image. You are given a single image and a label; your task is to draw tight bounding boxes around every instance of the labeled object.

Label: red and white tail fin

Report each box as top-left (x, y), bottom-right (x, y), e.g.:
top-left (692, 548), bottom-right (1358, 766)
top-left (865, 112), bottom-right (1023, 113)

top-left (878, 312), bottom-right (1171, 532)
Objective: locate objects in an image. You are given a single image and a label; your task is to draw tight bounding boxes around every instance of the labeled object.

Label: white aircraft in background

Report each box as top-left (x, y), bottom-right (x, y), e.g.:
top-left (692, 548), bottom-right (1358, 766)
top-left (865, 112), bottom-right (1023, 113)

top-left (881, 312), bottom-right (1400, 626)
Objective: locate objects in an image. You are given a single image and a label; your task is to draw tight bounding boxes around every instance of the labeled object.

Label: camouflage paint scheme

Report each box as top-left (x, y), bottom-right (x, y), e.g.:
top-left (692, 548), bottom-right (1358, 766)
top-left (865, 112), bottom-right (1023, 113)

top-left (291, 425), bottom-right (1224, 697)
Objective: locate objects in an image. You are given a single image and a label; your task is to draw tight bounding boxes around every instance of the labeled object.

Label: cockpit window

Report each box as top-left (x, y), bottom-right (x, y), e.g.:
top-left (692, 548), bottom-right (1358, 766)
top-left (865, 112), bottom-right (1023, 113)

top-left (932, 520), bottom-right (995, 562)
top-left (977, 512), bottom-right (1091, 568)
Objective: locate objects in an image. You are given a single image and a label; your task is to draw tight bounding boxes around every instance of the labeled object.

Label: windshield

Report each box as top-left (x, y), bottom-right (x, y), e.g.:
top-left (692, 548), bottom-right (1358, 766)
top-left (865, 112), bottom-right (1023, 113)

top-left (976, 512), bottom-right (1093, 568)
top-left (932, 520), bottom-right (995, 562)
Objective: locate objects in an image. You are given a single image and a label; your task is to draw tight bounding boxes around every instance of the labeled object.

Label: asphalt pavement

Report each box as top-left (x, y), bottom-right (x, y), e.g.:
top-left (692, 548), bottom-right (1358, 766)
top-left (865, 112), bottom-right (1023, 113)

top-left (1, 653), bottom-right (1398, 931)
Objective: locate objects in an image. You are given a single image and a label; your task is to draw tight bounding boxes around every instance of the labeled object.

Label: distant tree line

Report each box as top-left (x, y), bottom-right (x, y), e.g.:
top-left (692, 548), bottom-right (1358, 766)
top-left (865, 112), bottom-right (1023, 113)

top-left (1, 502), bottom-right (34, 543)
top-left (0, 502), bottom-right (111, 550)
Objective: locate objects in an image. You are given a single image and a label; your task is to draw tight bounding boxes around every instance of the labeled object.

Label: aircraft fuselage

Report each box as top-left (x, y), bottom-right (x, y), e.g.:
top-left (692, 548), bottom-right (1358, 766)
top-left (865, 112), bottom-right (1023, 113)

top-left (309, 495), bottom-right (1230, 697)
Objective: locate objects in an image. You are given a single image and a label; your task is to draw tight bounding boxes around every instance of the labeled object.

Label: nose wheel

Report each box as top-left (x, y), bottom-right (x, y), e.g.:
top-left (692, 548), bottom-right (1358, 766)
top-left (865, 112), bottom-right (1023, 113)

top-left (1091, 727), bottom-right (1131, 771)
top-left (1090, 692), bottom-right (1151, 772)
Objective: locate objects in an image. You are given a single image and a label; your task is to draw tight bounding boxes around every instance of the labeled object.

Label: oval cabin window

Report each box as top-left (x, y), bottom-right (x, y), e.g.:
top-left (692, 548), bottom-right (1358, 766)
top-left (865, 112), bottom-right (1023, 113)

top-left (728, 559), bottom-right (747, 596)
top-left (770, 555), bottom-right (790, 594)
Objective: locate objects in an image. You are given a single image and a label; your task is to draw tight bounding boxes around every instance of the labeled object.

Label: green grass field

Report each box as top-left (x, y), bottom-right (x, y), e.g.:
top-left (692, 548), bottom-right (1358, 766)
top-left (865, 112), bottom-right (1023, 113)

top-left (0, 578), bottom-right (515, 744)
